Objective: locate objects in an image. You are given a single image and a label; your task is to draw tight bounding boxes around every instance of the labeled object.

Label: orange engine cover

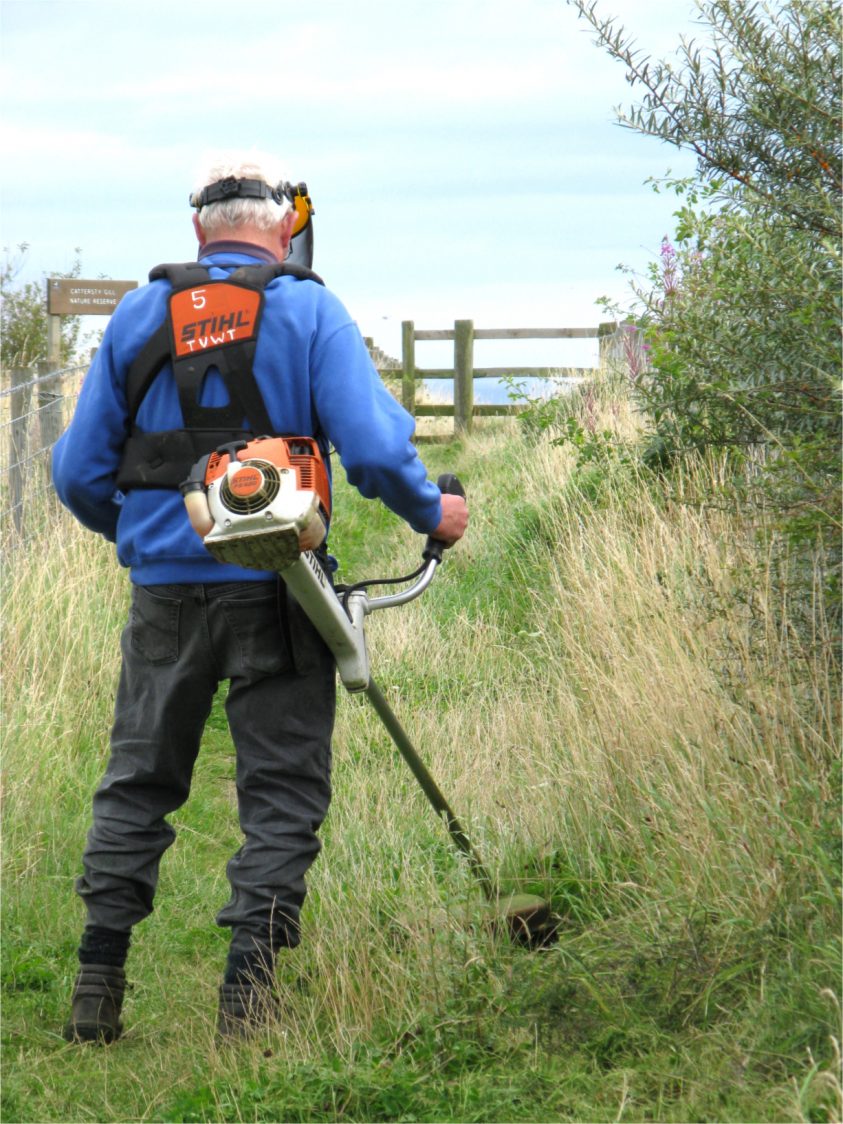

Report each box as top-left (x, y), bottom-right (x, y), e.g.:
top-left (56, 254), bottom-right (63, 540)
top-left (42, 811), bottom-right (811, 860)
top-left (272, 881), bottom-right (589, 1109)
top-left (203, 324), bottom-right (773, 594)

top-left (204, 436), bottom-right (331, 520)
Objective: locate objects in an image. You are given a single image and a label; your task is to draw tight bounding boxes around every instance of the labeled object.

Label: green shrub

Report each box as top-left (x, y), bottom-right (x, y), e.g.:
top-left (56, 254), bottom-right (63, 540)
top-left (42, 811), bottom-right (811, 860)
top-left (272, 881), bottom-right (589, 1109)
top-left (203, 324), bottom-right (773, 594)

top-left (569, 0), bottom-right (842, 635)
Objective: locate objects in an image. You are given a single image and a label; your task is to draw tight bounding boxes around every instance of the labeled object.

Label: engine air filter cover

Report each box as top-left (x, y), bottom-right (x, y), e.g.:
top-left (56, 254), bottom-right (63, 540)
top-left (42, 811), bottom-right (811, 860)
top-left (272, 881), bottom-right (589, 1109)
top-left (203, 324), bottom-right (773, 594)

top-left (220, 460), bottom-right (281, 513)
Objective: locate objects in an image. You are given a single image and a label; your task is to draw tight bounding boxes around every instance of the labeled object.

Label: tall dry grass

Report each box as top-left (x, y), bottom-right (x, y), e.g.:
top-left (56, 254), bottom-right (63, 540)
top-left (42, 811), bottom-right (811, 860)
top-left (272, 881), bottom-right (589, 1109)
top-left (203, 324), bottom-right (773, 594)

top-left (363, 428), bottom-right (837, 900)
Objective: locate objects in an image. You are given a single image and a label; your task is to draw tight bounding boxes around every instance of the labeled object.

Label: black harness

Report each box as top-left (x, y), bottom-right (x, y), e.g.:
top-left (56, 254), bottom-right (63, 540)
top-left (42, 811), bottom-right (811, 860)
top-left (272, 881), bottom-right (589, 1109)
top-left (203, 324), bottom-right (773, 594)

top-left (116, 260), bottom-right (324, 491)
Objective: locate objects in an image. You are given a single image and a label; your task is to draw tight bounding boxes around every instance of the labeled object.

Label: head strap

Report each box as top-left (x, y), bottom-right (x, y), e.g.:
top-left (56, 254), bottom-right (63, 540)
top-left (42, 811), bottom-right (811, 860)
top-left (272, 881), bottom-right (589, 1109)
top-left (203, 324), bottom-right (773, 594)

top-left (189, 177), bottom-right (294, 210)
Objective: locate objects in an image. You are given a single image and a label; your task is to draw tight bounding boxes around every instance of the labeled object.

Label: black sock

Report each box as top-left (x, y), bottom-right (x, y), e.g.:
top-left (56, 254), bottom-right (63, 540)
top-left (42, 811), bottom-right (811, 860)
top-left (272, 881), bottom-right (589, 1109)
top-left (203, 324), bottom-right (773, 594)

top-left (78, 925), bottom-right (131, 968)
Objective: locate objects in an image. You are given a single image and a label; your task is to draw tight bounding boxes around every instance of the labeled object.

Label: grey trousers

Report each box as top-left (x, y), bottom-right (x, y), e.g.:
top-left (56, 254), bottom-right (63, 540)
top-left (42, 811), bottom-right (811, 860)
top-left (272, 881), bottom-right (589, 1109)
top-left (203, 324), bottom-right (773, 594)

top-left (77, 579), bottom-right (336, 955)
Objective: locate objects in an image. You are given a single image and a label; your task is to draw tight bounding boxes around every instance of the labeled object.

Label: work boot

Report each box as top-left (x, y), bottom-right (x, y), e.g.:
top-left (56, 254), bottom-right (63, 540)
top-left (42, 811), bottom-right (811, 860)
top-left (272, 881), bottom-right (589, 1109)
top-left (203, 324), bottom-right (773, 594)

top-left (217, 981), bottom-right (280, 1040)
top-left (63, 963), bottom-right (126, 1044)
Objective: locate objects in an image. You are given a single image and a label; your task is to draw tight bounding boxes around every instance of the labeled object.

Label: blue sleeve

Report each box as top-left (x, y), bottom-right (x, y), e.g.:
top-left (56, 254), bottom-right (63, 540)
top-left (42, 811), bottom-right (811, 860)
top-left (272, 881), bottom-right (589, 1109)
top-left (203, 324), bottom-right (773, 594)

top-left (309, 315), bottom-right (442, 535)
top-left (51, 319), bottom-right (129, 542)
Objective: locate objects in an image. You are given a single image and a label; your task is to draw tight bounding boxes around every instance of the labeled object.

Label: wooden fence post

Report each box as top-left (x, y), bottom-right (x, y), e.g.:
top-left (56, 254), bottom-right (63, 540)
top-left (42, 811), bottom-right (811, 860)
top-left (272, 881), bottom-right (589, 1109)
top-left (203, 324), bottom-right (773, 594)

top-left (47, 308), bottom-right (62, 368)
top-left (454, 319), bottom-right (474, 435)
top-left (8, 367), bottom-right (32, 536)
top-left (401, 320), bottom-right (416, 415)
top-left (36, 359), bottom-right (63, 489)
top-left (597, 321), bottom-right (618, 368)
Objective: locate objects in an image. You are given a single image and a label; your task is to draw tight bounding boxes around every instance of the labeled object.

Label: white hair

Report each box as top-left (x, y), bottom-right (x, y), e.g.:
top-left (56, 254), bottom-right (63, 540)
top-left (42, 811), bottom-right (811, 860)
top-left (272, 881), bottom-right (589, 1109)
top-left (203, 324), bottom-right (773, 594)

top-left (192, 150), bottom-right (292, 236)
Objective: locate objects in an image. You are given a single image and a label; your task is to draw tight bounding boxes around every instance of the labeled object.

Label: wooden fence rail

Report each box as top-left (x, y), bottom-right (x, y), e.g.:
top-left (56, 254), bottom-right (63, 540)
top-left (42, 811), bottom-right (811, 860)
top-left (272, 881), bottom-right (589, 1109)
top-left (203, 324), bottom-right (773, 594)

top-left (379, 319), bottom-right (619, 435)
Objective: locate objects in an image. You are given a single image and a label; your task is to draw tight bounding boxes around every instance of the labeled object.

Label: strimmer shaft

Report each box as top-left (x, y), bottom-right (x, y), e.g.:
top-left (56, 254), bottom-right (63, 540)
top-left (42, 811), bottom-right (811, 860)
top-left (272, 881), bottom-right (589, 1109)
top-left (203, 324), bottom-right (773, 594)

top-left (276, 547), bottom-right (494, 899)
top-left (364, 678), bottom-right (494, 900)
top-left (279, 549), bottom-right (369, 690)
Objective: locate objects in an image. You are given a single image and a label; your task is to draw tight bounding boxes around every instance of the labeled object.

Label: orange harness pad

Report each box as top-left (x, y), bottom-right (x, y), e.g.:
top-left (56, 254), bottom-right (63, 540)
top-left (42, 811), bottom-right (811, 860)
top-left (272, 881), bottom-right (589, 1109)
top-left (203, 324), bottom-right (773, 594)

top-left (170, 283), bottom-right (262, 358)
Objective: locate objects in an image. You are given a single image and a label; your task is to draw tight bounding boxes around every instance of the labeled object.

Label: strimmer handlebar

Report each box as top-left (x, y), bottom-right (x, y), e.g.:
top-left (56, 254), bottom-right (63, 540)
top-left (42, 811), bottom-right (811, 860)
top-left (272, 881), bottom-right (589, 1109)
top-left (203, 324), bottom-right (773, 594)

top-left (279, 473), bottom-right (465, 687)
top-left (423, 474), bottom-right (466, 564)
top-left (367, 473), bottom-right (466, 611)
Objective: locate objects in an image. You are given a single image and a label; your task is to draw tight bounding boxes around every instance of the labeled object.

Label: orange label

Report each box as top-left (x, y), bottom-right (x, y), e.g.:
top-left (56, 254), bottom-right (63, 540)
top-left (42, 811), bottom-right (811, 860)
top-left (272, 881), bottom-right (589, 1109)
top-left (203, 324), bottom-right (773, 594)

top-left (170, 284), bottom-right (261, 359)
top-left (229, 467), bottom-right (263, 496)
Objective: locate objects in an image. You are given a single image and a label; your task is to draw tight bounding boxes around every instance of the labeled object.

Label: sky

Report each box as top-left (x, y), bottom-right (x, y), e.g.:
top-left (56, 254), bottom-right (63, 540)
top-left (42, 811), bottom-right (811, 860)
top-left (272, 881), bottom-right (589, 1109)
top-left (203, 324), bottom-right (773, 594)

top-left (1, 0), bottom-right (703, 378)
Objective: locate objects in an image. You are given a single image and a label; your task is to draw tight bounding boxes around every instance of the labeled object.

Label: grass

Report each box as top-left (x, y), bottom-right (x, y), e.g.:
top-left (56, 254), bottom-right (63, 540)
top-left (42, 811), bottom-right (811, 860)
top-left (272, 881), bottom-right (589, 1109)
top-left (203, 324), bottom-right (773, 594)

top-left (1, 402), bottom-right (840, 1122)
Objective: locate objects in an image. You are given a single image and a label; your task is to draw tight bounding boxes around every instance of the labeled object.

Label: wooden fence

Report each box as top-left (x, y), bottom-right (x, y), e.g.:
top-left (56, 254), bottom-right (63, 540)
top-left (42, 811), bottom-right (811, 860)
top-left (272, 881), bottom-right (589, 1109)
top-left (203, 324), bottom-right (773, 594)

top-left (370, 320), bottom-right (619, 435)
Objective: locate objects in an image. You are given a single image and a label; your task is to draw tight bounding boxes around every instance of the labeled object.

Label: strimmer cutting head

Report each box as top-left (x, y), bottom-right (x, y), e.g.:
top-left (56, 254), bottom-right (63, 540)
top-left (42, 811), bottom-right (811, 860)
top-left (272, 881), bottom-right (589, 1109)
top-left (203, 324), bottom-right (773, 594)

top-left (180, 436), bottom-right (331, 571)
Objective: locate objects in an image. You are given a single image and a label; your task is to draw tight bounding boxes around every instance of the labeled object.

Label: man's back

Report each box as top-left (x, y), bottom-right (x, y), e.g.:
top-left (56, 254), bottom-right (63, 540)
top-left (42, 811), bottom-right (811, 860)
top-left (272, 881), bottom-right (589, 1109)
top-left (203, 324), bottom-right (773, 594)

top-left (52, 247), bottom-right (443, 584)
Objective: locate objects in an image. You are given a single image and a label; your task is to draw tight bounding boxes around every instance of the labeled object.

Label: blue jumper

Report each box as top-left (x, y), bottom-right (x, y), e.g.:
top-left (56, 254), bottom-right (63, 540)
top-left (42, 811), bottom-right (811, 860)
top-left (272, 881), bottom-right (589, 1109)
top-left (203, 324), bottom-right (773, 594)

top-left (52, 248), bottom-right (442, 584)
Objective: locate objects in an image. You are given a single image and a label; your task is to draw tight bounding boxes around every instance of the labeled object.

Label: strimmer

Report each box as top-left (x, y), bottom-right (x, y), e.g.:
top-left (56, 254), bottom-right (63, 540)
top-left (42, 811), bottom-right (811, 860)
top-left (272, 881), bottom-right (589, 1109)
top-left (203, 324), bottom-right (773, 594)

top-left (181, 436), bottom-right (552, 943)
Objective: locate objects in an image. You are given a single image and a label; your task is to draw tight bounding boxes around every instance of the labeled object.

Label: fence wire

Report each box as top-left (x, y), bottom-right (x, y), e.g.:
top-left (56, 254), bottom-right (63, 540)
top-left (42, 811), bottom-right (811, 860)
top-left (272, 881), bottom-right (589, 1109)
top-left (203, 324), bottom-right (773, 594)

top-left (1, 364), bottom-right (87, 547)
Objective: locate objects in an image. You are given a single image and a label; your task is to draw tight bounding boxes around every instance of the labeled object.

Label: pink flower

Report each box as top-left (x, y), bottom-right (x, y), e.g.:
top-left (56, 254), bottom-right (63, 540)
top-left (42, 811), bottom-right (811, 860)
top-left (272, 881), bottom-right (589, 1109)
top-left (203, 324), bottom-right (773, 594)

top-left (660, 236), bottom-right (678, 298)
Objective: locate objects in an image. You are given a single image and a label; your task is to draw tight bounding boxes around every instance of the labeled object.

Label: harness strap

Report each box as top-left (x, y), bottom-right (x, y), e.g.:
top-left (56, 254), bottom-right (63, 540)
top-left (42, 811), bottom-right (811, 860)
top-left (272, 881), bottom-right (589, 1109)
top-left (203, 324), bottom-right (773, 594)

top-left (115, 427), bottom-right (254, 491)
top-left (229, 262), bottom-right (324, 288)
top-left (149, 261), bottom-right (212, 289)
top-left (124, 324), bottom-right (171, 422)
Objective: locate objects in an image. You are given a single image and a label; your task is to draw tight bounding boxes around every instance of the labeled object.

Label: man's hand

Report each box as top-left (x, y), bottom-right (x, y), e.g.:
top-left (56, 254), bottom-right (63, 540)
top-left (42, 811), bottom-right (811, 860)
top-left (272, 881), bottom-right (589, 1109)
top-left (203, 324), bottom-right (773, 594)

top-left (298, 512), bottom-right (327, 552)
top-left (430, 492), bottom-right (468, 545)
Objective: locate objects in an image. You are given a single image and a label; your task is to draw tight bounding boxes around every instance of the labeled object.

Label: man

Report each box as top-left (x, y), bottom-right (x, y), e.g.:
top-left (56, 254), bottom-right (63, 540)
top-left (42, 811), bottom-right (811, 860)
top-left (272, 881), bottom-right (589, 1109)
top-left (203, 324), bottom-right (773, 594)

top-left (52, 152), bottom-right (468, 1042)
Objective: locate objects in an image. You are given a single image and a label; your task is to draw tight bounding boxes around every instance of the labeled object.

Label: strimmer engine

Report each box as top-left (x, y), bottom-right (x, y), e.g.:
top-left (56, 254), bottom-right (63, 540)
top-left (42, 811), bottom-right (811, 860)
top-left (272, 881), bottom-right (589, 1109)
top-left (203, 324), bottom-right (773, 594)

top-left (180, 436), bottom-right (331, 572)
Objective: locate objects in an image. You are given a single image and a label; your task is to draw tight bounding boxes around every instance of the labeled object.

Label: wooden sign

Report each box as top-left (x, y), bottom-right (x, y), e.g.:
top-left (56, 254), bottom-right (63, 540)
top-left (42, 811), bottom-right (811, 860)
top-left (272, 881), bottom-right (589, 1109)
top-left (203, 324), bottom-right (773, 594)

top-left (47, 279), bottom-right (137, 316)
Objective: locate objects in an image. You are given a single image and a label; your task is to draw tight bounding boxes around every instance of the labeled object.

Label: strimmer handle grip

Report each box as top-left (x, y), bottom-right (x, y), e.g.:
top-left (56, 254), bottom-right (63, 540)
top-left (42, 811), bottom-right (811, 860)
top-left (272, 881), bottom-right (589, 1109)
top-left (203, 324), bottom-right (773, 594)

top-left (423, 474), bottom-right (466, 563)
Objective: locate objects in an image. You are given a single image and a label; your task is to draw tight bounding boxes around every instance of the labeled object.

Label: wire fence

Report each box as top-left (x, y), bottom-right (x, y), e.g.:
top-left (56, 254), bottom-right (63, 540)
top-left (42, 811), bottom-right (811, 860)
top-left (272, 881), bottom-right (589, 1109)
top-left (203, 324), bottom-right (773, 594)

top-left (1, 363), bottom-right (87, 546)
